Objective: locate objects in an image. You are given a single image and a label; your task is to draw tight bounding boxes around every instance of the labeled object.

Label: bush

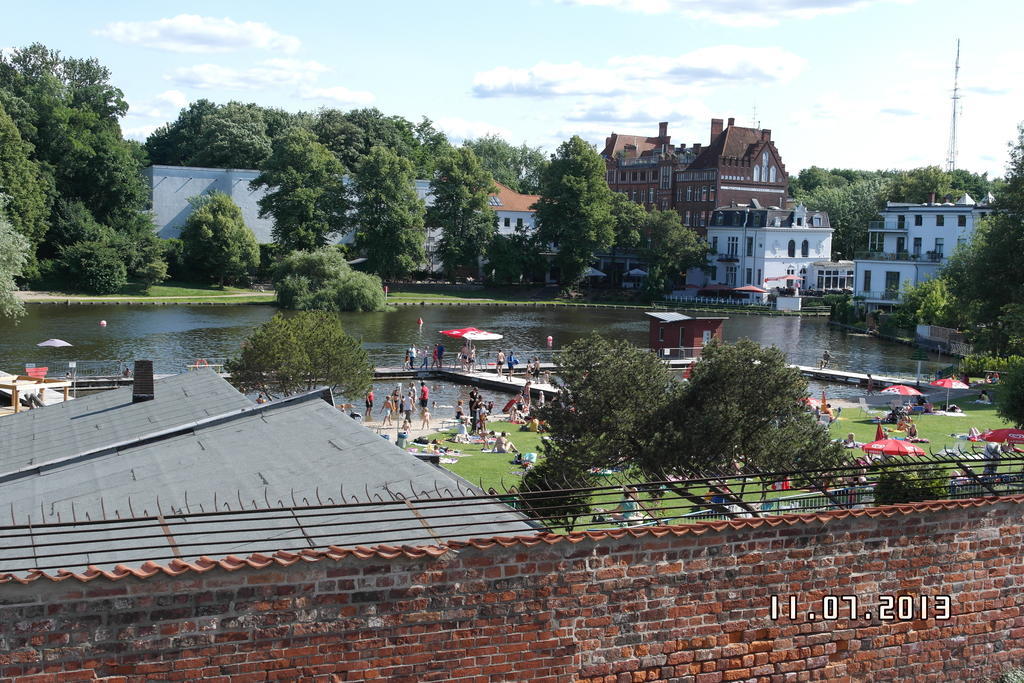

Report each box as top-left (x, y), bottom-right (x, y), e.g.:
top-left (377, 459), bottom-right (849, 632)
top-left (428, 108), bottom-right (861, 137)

top-left (257, 243), bottom-right (283, 280)
top-left (59, 241), bottom-right (128, 294)
top-left (272, 248), bottom-right (386, 312)
top-left (162, 238), bottom-right (187, 279)
top-left (959, 354), bottom-right (1024, 377)
top-left (874, 468), bottom-right (948, 505)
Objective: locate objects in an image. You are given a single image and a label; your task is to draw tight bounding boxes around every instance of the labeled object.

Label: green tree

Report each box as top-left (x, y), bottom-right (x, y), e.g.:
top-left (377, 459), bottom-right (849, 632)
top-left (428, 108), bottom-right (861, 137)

top-left (945, 126), bottom-right (1024, 354)
top-left (145, 99), bottom-right (219, 166)
top-left (888, 166), bottom-right (952, 203)
top-left (226, 311), bottom-right (373, 398)
top-left (463, 135), bottom-right (549, 194)
top-left (609, 192), bottom-right (647, 252)
top-left (640, 210), bottom-right (708, 293)
top-left (874, 468), bottom-right (947, 505)
top-left (0, 199), bottom-right (31, 319)
top-left (798, 177), bottom-right (891, 260)
top-left (352, 146), bottom-right (426, 279)
top-left (428, 148), bottom-right (496, 277)
top-left (535, 136), bottom-right (615, 285)
top-left (179, 192), bottom-right (260, 286)
top-left (891, 277), bottom-right (959, 331)
top-left (312, 107), bottom-right (366, 171)
top-left (0, 101), bottom-right (50, 247)
top-left (189, 102), bottom-right (272, 169)
top-left (996, 360), bottom-right (1024, 428)
top-left (411, 117), bottom-right (452, 176)
top-left (273, 248), bottom-right (385, 312)
top-left (251, 128), bottom-right (348, 252)
top-left (58, 240), bottom-right (127, 294)
top-left (484, 231), bottom-right (545, 284)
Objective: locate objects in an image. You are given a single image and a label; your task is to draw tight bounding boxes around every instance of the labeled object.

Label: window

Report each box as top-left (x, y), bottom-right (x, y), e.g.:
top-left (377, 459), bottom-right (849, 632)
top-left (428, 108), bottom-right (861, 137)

top-left (632, 172), bottom-right (638, 182)
top-left (958, 215), bottom-right (967, 227)
top-left (685, 210), bottom-right (691, 225)
top-left (711, 236), bottom-right (718, 253)
top-left (516, 217), bottom-right (523, 228)
top-left (868, 232), bottom-right (884, 252)
top-left (786, 266), bottom-right (795, 275)
top-left (701, 186), bottom-right (708, 202)
top-left (732, 212), bottom-right (742, 226)
top-left (686, 186), bottom-right (692, 201)
top-left (754, 166), bottom-right (761, 182)
top-left (660, 200), bottom-right (667, 210)
top-left (936, 214), bottom-right (945, 226)
top-left (725, 265), bottom-right (737, 286)
top-left (675, 188), bottom-right (681, 202)
top-left (746, 236), bottom-right (754, 257)
top-left (914, 214), bottom-right (923, 226)
top-left (801, 240), bottom-right (809, 257)
top-left (727, 236), bottom-right (739, 256)
top-left (504, 217), bottom-right (511, 227)
top-left (709, 266), bottom-right (718, 280)
top-left (745, 267), bottom-right (753, 285)
top-left (660, 166), bottom-right (671, 190)
top-left (957, 237), bottom-right (967, 249)
top-left (897, 215), bottom-right (906, 229)
top-left (709, 187), bottom-right (716, 203)
top-left (631, 191), bottom-right (637, 201)
top-left (752, 213), bottom-right (762, 227)
top-left (884, 271), bottom-right (900, 296)
top-left (619, 172), bottom-right (626, 182)
top-left (658, 326), bottom-right (664, 342)
top-left (701, 211), bottom-right (707, 226)
top-left (769, 166), bottom-right (777, 183)
top-left (934, 237), bottom-right (944, 256)
top-left (756, 268), bottom-right (761, 284)
top-left (863, 270), bottom-right (872, 292)
top-left (913, 237), bottom-right (922, 255)
top-left (812, 215), bottom-right (821, 227)
top-left (648, 188), bottom-right (654, 203)
top-left (787, 240), bottom-right (796, 258)
top-left (714, 212), bottom-right (724, 226)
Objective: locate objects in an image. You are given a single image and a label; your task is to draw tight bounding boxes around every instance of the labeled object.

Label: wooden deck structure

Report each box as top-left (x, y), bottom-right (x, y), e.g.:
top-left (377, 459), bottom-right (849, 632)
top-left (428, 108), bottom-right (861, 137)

top-left (0, 376), bottom-right (73, 417)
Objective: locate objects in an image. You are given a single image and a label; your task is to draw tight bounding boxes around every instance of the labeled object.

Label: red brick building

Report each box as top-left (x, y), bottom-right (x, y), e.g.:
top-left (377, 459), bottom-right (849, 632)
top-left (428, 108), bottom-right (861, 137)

top-left (601, 118), bottom-right (788, 236)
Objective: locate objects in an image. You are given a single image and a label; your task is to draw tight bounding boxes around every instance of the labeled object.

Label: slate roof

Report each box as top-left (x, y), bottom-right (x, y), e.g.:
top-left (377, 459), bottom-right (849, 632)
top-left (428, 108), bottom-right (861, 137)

top-left (0, 374), bottom-right (535, 575)
top-left (644, 312), bottom-right (692, 323)
top-left (0, 370), bottom-right (252, 477)
top-left (691, 124), bottom-right (767, 168)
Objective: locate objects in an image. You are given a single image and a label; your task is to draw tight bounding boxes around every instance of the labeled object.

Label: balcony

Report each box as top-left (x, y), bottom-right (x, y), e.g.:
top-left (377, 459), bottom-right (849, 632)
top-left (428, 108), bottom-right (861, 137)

top-left (854, 251), bottom-right (944, 262)
top-left (856, 290), bottom-right (902, 302)
top-left (716, 253), bottom-right (740, 262)
top-left (868, 220), bottom-right (906, 231)
top-left (618, 156), bottom-right (661, 167)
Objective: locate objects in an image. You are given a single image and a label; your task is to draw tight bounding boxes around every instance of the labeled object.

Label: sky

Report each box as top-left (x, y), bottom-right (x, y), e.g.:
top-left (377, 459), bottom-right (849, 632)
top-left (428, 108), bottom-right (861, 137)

top-left (5, 0), bottom-right (1022, 177)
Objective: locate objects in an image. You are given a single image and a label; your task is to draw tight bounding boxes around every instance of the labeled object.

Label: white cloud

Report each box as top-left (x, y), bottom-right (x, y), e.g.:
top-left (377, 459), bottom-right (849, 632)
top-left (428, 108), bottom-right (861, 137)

top-left (435, 117), bottom-right (514, 143)
top-left (96, 14), bottom-right (301, 54)
top-left (122, 123), bottom-right (161, 141)
top-left (557, 0), bottom-right (905, 27)
top-left (566, 96), bottom-right (711, 125)
top-left (299, 85), bottom-right (376, 107)
top-left (472, 46), bottom-right (805, 98)
top-left (166, 59), bottom-right (329, 90)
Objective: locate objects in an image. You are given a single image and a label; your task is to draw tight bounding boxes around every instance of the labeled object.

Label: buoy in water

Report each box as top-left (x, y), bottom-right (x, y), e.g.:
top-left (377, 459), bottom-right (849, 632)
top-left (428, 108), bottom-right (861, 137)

top-left (99, 320), bottom-right (107, 327)
top-left (417, 317), bottom-right (423, 327)
top-left (546, 335), bottom-right (553, 347)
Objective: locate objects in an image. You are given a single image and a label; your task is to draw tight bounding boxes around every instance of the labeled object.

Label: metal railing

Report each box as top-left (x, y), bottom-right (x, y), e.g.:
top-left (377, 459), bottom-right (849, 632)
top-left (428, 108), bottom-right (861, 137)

top-left (19, 358), bottom-right (231, 378)
top-left (855, 290), bottom-right (902, 302)
top-left (662, 296), bottom-right (774, 309)
top-left (868, 221), bottom-right (904, 231)
top-left (854, 251), bottom-right (944, 262)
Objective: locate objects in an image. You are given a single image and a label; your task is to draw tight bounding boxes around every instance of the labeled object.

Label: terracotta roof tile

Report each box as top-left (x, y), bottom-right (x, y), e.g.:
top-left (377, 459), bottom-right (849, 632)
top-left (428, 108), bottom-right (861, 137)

top-left (2, 495), bottom-right (1019, 586)
top-left (491, 182), bottom-right (539, 213)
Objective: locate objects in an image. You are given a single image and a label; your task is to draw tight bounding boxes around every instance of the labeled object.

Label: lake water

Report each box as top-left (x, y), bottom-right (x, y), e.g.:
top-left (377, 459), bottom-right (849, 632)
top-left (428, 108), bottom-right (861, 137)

top-left (1, 303), bottom-right (952, 400)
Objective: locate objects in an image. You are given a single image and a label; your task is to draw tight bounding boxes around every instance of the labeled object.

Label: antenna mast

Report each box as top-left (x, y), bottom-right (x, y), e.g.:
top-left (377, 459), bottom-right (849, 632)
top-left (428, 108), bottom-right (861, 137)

top-left (945, 39), bottom-right (961, 172)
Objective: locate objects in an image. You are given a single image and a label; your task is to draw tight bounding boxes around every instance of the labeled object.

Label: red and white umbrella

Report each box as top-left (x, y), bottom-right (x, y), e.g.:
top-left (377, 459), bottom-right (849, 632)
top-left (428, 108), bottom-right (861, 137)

top-left (929, 377), bottom-right (970, 406)
top-left (861, 439), bottom-right (926, 457)
top-left (978, 428), bottom-right (1024, 444)
top-left (440, 327), bottom-right (503, 341)
top-left (880, 384), bottom-right (923, 396)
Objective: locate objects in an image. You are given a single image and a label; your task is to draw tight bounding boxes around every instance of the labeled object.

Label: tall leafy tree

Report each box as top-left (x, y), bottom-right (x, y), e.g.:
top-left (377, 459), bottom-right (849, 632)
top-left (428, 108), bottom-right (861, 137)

top-left (428, 148), bottom-right (496, 277)
top-left (273, 248), bottom-right (386, 312)
top-left (463, 134), bottom-right (549, 194)
top-left (0, 101), bottom-right (50, 247)
top-left (534, 136), bottom-right (616, 285)
top-left (798, 177), bottom-right (891, 260)
top-left (411, 117), bottom-right (452, 176)
top-left (352, 146), bottom-right (426, 279)
top-left (226, 311), bottom-right (373, 398)
top-left (179, 192), bottom-right (259, 286)
top-left (312, 107), bottom-right (366, 171)
top-left (0, 200), bottom-right (31, 319)
top-left (189, 102), bottom-right (272, 169)
top-left (609, 191), bottom-right (647, 252)
top-left (640, 209), bottom-right (709, 294)
top-left (250, 128), bottom-right (348, 252)
top-left (945, 126), bottom-right (1024, 355)
top-left (145, 99), bottom-right (219, 166)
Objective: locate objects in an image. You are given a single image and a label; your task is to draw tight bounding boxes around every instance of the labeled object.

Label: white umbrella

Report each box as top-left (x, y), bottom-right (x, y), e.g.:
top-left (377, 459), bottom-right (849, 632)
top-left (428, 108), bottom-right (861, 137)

top-left (37, 339), bottom-right (73, 347)
top-left (626, 268), bottom-right (648, 277)
top-left (462, 331), bottom-right (503, 341)
top-left (583, 267), bottom-right (606, 278)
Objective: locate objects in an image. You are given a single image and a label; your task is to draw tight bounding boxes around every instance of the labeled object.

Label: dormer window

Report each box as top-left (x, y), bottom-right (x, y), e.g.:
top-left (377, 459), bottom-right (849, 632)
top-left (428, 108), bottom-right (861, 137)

top-left (812, 215), bottom-right (821, 227)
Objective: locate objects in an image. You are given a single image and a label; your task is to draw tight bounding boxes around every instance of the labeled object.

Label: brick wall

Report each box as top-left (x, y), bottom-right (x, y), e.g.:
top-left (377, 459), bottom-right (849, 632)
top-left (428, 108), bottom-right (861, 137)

top-left (3, 498), bottom-right (1024, 682)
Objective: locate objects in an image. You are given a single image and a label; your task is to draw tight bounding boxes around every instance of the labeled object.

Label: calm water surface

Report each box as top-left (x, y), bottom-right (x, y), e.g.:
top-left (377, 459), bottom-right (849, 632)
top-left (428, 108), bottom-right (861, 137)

top-left (1, 304), bottom-right (950, 399)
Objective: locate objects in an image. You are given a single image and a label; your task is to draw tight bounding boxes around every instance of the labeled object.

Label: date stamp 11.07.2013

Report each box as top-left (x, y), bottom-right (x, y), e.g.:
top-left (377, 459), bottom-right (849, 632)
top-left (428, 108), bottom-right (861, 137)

top-left (769, 594), bottom-right (952, 623)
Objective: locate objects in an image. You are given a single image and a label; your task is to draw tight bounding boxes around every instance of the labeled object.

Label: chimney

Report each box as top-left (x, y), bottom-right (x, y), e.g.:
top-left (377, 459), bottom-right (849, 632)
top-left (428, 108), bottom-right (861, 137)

top-left (761, 129), bottom-right (772, 141)
top-left (693, 143), bottom-right (702, 155)
top-left (132, 360), bottom-right (155, 404)
top-left (727, 117), bottom-right (735, 128)
top-left (710, 118), bottom-right (723, 142)
top-left (658, 121), bottom-right (668, 138)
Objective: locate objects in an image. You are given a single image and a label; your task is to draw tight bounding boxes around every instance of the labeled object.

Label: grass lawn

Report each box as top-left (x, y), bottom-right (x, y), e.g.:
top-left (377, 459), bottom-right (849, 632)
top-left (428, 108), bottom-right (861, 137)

top-left (423, 391), bottom-right (1016, 532)
top-left (27, 280), bottom-right (276, 304)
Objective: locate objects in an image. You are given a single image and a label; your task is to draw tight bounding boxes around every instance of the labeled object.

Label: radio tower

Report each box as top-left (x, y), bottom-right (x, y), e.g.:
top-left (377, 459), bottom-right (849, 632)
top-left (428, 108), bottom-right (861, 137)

top-left (945, 39), bottom-right (961, 172)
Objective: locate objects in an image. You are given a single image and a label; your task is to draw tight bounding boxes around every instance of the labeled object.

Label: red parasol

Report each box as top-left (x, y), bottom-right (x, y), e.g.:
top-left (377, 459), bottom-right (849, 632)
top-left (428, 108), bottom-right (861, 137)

top-left (875, 423), bottom-right (885, 442)
top-left (978, 428), bottom-right (1024, 444)
top-left (439, 327), bottom-right (503, 341)
top-left (929, 377), bottom-right (970, 407)
top-left (880, 384), bottom-right (923, 396)
top-left (861, 439), bottom-right (926, 456)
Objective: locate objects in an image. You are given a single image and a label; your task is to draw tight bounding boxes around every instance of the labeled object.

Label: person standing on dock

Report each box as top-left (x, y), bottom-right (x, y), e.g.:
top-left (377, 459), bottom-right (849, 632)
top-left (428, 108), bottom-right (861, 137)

top-left (496, 349), bottom-right (506, 377)
top-left (819, 350), bottom-right (832, 369)
top-left (506, 351), bottom-right (518, 381)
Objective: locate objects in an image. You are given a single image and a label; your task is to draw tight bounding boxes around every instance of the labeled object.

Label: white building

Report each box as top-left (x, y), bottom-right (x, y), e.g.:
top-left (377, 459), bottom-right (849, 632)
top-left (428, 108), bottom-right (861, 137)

top-left (853, 194), bottom-right (994, 305)
top-left (695, 202), bottom-right (833, 297)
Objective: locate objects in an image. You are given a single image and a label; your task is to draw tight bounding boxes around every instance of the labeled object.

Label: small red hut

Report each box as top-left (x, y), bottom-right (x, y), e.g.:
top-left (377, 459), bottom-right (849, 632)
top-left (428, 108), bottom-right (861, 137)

top-left (645, 311), bottom-right (726, 358)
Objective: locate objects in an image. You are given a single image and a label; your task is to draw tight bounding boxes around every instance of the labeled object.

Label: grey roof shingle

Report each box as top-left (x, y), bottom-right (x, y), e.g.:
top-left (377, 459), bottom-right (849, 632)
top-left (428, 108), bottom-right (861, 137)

top-left (0, 375), bottom-right (535, 574)
top-left (0, 370), bottom-right (252, 476)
